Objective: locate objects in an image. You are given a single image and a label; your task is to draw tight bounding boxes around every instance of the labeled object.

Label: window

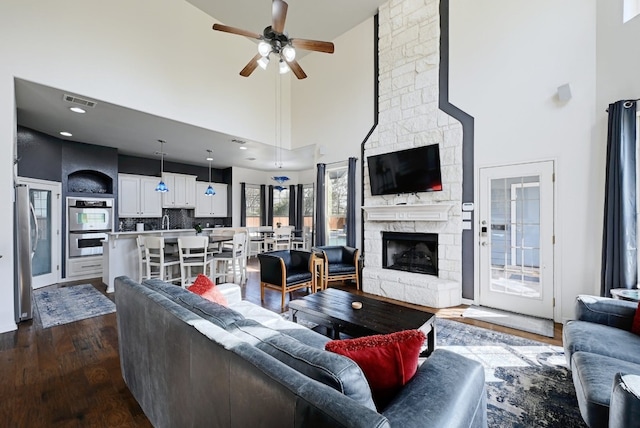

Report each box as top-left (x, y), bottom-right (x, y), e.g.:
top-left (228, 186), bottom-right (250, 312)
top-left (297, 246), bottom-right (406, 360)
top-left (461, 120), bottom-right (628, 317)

top-left (303, 184), bottom-right (314, 229)
top-left (327, 166), bottom-right (348, 246)
top-left (245, 185), bottom-right (262, 227)
top-left (624, 0), bottom-right (640, 22)
top-left (273, 187), bottom-right (289, 226)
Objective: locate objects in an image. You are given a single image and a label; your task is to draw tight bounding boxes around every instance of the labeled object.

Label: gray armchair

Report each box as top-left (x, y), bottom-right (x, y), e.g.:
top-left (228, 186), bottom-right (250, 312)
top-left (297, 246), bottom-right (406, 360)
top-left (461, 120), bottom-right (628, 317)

top-left (563, 295), bottom-right (640, 427)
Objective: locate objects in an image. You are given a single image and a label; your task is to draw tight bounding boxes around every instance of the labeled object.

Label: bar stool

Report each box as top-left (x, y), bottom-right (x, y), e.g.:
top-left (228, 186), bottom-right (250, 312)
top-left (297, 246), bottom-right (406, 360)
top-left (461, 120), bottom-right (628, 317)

top-left (178, 236), bottom-right (214, 288)
top-left (144, 236), bottom-right (181, 284)
top-left (136, 235), bottom-right (149, 282)
top-left (212, 232), bottom-right (247, 284)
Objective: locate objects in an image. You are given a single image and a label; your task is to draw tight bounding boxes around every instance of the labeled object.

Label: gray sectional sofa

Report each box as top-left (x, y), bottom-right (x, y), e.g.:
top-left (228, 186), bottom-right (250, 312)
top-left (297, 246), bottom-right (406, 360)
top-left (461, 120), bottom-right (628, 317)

top-left (114, 275), bottom-right (488, 428)
top-left (563, 295), bottom-right (640, 427)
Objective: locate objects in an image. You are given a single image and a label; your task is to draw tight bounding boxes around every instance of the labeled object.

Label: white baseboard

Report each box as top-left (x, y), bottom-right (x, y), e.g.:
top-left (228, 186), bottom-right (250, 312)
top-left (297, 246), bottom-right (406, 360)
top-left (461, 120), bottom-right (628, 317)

top-left (461, 297), bottom-right (475, 306)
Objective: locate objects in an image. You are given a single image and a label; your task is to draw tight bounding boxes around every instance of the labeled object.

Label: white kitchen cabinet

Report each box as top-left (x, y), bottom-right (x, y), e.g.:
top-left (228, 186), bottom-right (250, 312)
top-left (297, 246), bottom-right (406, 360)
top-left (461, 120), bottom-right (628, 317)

top-left (161, 173), bottom-right (196, 208)
top-left (195, 182), bottom-right (228, 217)
top-left (118, 174), bottom-right (162, 217)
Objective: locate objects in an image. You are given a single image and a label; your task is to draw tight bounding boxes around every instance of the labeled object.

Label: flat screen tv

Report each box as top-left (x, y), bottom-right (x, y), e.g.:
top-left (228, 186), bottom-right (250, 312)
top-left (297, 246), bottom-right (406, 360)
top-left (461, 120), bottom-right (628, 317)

top-left (367, 144), bottom-right (443, 196)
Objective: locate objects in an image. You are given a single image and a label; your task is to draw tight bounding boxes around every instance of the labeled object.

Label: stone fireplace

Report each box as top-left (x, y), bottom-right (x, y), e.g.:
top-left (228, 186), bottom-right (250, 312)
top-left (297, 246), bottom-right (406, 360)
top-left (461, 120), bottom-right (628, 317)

top-left (361, 0), bottom-right (463, 308)
top-left (382, 232), bottom-right (438, 276)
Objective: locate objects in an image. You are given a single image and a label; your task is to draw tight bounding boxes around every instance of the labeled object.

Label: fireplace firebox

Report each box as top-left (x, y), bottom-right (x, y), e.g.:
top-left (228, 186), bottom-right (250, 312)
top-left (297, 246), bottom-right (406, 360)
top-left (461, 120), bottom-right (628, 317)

top-left (382, 232), bottom-right (438, 276)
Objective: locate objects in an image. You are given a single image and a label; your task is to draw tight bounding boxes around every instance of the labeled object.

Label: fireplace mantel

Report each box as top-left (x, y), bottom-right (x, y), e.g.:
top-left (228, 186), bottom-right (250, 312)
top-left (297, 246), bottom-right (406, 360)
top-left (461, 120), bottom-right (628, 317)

top-left (362, 203), bottom-right (453, 222)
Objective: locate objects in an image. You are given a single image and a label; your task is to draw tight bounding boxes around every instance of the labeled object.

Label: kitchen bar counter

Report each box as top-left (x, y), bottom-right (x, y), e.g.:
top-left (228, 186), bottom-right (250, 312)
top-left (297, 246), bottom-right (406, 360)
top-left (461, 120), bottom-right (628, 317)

top-left (102, 227), bottom-right (239, 292)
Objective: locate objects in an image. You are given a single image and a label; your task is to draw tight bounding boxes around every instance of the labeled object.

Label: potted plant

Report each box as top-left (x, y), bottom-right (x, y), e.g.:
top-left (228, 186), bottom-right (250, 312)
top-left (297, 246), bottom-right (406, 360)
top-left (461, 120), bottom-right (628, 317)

top-left (194, 224), bottom-right (203, 235)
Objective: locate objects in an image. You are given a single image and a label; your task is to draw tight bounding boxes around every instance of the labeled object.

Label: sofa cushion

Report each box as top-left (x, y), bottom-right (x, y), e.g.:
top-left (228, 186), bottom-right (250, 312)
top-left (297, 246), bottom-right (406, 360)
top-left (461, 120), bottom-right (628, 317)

top-left (564, 320), bottom-right (640, 366)
top-left (325, 330), bottom-right (426, 410)
top-left (571, 352), bottom-right (640, 428)
top-left (188, 274), bottom-right (228, 306)
top-left (286, 270), bottom-right (312, 285)
top-left (228, 319), bottom-right (377, 410)
top-left (142, 279), bottom-right (244, 329)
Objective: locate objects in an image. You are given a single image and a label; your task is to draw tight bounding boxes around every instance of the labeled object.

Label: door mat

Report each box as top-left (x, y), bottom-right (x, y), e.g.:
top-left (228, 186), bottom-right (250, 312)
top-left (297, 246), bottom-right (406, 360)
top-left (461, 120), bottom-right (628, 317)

top-left (34, 284), bottom-right (115, 329)
top-left (462, 305), bottom-right (554, 338)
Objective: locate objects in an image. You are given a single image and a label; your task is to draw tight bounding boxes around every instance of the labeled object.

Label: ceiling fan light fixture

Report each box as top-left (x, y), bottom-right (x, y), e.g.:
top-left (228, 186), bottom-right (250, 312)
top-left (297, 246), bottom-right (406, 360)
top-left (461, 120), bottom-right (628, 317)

top-left (278, 59), bottom-right (290, 74)
top-left (258, 41), bottom-right (272, 57)
top-left (282, 45), bottom-right (295, 62)
top-left (257, 55), bottom-right (270, 70)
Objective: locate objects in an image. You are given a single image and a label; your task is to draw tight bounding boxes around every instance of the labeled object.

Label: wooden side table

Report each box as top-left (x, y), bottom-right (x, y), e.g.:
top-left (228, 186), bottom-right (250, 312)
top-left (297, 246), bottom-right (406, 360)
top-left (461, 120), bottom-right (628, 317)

top-left (311, 255), bottom-right (324, 293)
top-left (610, 288), bottom-right (640, 302)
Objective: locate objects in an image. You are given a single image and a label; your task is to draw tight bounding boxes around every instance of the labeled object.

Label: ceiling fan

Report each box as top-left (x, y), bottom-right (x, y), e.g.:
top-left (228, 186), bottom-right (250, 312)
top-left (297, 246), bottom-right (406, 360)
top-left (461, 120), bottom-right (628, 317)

top-left (212, 0), bottom-right (335, 80)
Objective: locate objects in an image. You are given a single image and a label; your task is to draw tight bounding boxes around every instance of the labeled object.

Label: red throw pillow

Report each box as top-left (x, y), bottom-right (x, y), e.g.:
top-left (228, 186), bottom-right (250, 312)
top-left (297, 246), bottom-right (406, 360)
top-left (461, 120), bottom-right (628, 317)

top-left (187, 274), bottom-right (228, 306)
top-left (632, 301), bottom-right (640, 335)
top-left (325, 329), bottom-right (425, 409)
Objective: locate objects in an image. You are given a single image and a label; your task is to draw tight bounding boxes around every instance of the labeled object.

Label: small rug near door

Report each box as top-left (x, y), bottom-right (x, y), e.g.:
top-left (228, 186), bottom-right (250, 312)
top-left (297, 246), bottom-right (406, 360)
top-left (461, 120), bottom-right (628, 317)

top-left (34, 284), bottom-right (115, 329)
top-left (462, 305), bottom-right (555, 338)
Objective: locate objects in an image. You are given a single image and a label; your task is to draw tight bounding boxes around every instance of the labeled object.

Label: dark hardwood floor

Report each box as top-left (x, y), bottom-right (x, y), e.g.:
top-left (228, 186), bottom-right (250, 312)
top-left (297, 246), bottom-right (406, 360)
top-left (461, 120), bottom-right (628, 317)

top-left (0, 258), bottom-right (563, 427)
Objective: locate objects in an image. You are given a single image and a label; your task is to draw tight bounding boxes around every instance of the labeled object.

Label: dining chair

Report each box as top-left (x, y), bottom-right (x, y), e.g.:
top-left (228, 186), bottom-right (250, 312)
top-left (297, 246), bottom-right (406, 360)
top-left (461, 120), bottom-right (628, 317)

top-left (144, 236), bottom-right (181, 284)
top-left (178, 236), bottom-right (214, 288)
top-left (212, 232), bottom-right (247, 284)
top-left (136, 235), bottom-right (149, 282)
top-left (266, 227), bottom-right (292, 251)
top-left (291, 226), bottom-right (311, 250)
top-left (247, 226), bottom-right (264, 258)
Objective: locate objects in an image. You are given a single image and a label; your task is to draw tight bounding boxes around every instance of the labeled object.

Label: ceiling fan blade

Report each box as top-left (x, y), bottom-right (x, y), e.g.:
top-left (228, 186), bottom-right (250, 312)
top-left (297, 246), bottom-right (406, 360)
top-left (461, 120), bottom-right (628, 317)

top-left (285, 59), bottom-right (307, 80)
top-left (291, 38), bottom-right (335, 54)
top-left (240, 53), bottom-right (262, 77)
top-left (212, 23), bottom-right (261, 40)
top-left (272, 0), bottom-right (288, 34)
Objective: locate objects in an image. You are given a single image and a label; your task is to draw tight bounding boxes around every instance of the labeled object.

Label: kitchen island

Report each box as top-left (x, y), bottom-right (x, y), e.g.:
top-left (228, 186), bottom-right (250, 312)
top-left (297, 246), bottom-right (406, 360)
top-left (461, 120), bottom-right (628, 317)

top-left (102, 227), bottom-right (238, 292)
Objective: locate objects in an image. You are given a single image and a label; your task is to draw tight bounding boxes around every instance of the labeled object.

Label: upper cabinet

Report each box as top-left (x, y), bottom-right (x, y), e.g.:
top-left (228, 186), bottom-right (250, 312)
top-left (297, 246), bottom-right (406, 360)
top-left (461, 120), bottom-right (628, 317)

top-left (161, 172), bottom-right (196, 208)
top-left (118, 174), bottom-right (162, 217)
top-left (195, 182), bottom-right (228, 217)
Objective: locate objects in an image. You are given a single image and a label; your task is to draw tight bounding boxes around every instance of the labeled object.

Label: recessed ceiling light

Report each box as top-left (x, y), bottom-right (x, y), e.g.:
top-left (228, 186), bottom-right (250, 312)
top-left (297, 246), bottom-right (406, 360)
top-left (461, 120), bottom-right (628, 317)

top-left (69, 107), bottom-right (86, 114)
top-left (60, 131), bottom-right (72, 137)
top-left (239, 146), bottom-right (248, 150)
top-left (246, 157), bottom-right (256, 161)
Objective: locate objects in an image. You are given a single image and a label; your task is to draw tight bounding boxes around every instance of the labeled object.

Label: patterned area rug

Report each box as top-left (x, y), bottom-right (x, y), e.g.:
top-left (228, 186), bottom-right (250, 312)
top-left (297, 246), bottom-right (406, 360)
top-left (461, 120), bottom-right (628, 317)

top-left (34, 284), bottom-right (115, 329)
top-left (438, 318), bottom-right (586, 427)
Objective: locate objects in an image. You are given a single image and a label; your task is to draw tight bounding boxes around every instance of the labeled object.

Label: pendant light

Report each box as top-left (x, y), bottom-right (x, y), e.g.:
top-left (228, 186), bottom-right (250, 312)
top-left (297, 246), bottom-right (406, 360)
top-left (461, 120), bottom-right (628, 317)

top-left (155, 139), bottom-right (168, 192)
top-left (204, 149), bottom-right (215, 196)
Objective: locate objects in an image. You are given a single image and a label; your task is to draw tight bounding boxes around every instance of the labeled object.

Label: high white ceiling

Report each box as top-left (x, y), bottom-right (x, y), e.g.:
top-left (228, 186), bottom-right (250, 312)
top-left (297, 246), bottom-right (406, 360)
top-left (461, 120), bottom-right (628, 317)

top-left (15, 0), bottom-right (385, 171)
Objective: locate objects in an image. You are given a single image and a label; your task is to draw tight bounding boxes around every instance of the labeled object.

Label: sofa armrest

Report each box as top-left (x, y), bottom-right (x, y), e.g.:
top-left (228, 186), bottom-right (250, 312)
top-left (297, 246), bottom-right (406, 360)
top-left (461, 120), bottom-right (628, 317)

top-left (609, 373), bottom-right (640, 428)
top-left (217, 283), bottom-right (242, 305)
top-left (575, 295), bottom-right (637, 330)
top-left (342, 246), bottom-right (358, 264)
top-left (382, 349), bottom-right (487, 428)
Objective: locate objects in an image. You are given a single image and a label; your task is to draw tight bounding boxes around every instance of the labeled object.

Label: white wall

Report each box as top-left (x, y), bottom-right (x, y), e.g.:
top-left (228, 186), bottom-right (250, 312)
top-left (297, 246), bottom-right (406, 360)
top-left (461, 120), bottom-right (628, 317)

top-left (291, 18), bottom-right (375, 250)
top-left (449, 0), bottom-right (597, 321)
top-left (0, 0), bottom-right (290, 332)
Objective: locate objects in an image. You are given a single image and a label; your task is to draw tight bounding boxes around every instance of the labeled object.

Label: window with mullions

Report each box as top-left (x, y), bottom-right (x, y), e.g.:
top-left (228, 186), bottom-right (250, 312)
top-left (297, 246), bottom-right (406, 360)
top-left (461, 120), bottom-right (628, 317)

top-left (327, 167), bottom-right (348, 246)
top-left (245, 185), bottom-right (262, 227)
top-left (273, 187), bottom-right (289, 226)
top-left (303, 184), bottom-right (314, 229)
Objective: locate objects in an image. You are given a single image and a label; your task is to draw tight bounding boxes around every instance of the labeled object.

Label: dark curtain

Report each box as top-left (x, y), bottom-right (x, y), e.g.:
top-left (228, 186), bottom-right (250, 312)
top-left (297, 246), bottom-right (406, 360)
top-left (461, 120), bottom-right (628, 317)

top-left (260, 184), bottom-right (266, 226)
top-left (315, 164), bottom-right (327, 246)
top-left (296, 184), bottom-right (304, 231)
top-left (289, 184), bottom-right (296, 226)
top-left (346, 157), bottom-right (357, 248)
top-left (601, 100), bottom-right (638, 297)
top-left (267, 185), bottom-right (274, 227)
top-left (240, 182), bottom-right (246, 227)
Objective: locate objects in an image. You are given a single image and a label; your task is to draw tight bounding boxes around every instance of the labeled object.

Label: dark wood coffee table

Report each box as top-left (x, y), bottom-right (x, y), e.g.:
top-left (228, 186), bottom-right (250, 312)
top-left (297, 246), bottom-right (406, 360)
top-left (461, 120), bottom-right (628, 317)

top-left (288, 288), bottom-right (436, 356)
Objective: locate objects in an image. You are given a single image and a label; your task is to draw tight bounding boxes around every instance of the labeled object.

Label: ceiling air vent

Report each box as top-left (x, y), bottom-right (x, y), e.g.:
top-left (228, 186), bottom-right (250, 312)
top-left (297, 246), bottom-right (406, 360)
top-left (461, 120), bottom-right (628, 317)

top-left (63, 94), bottom-right (97, 108)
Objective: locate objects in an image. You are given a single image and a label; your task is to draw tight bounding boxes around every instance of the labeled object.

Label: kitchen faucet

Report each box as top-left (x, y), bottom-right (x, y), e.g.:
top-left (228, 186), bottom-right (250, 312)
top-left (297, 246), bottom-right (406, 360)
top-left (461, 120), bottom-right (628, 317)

top-left (161, 212), bottom-right (170, 230)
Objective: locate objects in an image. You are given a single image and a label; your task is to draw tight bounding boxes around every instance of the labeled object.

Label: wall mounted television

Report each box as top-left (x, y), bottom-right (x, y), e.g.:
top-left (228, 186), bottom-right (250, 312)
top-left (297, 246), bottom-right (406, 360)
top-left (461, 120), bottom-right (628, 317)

top-left (367, 144), bottom-right (443, 196)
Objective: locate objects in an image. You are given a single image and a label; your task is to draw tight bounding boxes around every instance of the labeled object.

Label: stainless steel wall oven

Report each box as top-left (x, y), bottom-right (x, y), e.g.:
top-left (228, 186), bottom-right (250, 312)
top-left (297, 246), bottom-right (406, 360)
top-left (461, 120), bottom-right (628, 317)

top-left (67, 197), bottom-right (113, 257)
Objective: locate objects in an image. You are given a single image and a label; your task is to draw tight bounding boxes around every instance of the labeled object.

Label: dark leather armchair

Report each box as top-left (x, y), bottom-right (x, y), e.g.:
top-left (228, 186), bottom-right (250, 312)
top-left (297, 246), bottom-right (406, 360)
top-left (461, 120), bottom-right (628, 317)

top-left (313, 246), bottom-right (360, 290)
top-left (258, 250), bottom-right (316, 309)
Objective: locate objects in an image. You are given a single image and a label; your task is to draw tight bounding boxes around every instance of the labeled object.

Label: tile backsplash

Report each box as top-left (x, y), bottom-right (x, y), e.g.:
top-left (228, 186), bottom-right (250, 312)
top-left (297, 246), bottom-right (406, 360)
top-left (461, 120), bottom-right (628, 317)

top-left (118, 209), bottom-right (230, 232)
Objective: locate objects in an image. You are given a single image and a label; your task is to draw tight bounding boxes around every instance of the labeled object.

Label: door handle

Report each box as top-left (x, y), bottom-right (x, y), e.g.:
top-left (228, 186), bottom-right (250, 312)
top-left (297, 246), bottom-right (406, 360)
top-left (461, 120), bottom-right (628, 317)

top-left (481, 242), bottom-right (490, 247)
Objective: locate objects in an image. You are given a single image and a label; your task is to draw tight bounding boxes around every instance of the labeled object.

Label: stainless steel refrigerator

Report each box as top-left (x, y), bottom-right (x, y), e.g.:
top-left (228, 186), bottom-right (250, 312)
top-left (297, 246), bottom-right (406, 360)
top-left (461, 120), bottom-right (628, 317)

top-left (14, 184), bottom-right (35, 322)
